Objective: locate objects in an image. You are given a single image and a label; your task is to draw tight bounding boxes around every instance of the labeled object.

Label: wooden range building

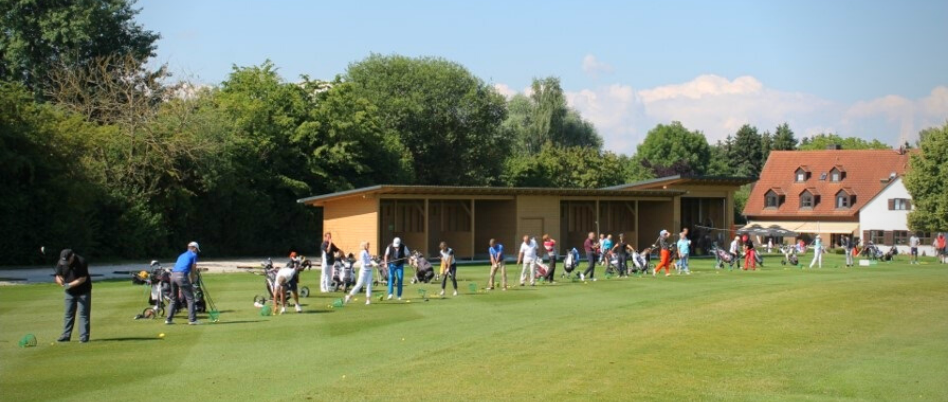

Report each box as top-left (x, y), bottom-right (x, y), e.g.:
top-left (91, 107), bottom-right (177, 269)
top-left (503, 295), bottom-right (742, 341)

top-left (298, 175), bottom-right (754, 259)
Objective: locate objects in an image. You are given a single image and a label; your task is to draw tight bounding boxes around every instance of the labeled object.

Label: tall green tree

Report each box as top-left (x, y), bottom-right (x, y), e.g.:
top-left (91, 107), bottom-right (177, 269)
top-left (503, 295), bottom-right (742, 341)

top-left (904, 123), bottom-right (948, 232)
top-left (761, 130), bottom-right (773, 164)
top-left (504, 77), bottom-right (601, 153)
top-left (636, 121), bottom-right (711, 176)
top-left (345, 54), bottom-right (510, 185)
top-left (0, 82), bottom-right (104, 264)
top-left (797, 133), bottom-right (890, 150)
top-left (772, 122), bottom-right (797, 150)
top-left (729, 124), bottom-right (764, 177)
top-left (503, 143), bottom-right (631, 188)
top-left (0, 0), bottom-right (159, 96)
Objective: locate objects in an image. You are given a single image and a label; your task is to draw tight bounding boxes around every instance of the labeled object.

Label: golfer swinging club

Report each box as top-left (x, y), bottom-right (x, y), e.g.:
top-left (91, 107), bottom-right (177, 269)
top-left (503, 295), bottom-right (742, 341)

top-left (383, 237), bottom-right (410, 300)
top-left (166, 241), bottom-right (201, 325)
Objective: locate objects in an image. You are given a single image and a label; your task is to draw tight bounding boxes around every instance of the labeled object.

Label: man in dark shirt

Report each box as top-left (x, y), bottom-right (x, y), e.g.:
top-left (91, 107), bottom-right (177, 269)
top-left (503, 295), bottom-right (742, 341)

top-left (54, 249), bottom-right (92, 343)
top-left (320, 233), bottom-right (341, 292)
top-left (581, 232), bottom-right (597, 282)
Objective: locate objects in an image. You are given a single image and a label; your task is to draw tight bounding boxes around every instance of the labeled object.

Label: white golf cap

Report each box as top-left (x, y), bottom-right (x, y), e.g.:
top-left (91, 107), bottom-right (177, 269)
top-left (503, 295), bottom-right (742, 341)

top-left (660, 230), bottom-right (669, 236)
top-left (188, 241), bottom-right (200, 252)
top-left (393, 237), bottom-right (401, 246)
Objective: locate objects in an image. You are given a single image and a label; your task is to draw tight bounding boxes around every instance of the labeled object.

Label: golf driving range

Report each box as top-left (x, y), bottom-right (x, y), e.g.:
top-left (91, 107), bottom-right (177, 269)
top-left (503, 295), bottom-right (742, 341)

top-left (2, 255), bottom-right (947, 401)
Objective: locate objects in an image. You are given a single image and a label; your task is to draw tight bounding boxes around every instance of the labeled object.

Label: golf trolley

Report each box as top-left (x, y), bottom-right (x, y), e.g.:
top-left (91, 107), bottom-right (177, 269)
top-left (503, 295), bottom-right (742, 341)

top-left (134, 261), bottom-right (216, 321)
top-left (252, 258), bottom-right (310, 306)
top-left (779, 244), bottom-right (800, 266)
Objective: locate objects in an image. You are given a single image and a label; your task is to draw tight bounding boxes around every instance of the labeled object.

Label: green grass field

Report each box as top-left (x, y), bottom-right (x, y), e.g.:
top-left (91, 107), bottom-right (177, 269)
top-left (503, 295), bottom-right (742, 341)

top-left (2, 255), bottom-right (947, 401)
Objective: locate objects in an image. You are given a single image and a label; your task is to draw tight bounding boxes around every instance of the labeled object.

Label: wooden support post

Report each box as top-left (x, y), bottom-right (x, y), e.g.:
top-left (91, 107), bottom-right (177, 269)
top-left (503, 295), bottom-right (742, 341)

top-left (424, 198), bottom-right (429, 258)
top-left (470, 199), bottom-right (476, 261)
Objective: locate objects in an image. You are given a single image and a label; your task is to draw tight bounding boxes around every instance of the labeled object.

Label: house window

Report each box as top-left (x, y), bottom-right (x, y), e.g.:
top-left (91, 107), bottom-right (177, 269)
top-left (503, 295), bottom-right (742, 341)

top-left (893, 230), bottom-right (910, 245)
top-left (890, 198), bottom-right (911, 211)
top-left (831, 172), bottom-right (840, 182)
top-left (800, 193), bottom-right (814, 209)
top-left (836, 191), bottom-right (852, 209)
top-left (796, 171), bottom-right (806, 182)
top-left (765, 192), bottom-right (779, 208)
top-left (869, 230), bottom-right (885, 245)
top-left (916, 231), bottom-right (933, 245)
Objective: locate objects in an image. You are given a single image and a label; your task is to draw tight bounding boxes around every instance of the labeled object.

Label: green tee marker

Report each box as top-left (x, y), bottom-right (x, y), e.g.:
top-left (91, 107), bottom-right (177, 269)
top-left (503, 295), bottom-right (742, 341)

top-left (260, 305), bottom-right (272, 316)
top-left (468, 283), bottom-right (478, 293)
top-left (332, 299), bottom-right (345, 308)
top-left (19, 334), bottom-right (37, 348)
top-left (208, 310), bottom-right (221, 322)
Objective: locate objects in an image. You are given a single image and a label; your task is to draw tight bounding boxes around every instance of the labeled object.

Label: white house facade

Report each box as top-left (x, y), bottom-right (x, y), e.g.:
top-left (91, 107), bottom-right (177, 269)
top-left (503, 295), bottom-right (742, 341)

top-left (859, 177), bottom-right (936, 255)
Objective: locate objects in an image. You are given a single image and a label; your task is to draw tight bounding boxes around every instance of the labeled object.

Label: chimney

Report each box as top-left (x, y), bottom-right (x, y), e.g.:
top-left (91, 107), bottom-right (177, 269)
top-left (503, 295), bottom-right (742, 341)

top-left (826, 144), bottom-right (842, 150)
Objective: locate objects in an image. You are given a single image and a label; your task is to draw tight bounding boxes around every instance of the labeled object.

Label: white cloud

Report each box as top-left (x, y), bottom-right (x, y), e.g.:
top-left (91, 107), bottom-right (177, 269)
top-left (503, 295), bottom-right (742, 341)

top-left (493, 83), bottom-right (517, 99)
top-left (581, 54), bottom-right (614, 77)
top-left (501, 74), bottom-right (948, 155)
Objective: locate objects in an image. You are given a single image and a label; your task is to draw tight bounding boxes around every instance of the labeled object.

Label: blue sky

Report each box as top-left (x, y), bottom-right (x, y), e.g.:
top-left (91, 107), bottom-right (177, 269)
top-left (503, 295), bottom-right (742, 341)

top-left (138, 0), bottom-right (948, 154)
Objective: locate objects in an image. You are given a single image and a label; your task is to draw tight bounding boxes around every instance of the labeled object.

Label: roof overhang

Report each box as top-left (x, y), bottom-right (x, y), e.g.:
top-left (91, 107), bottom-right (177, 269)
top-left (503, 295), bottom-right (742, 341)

top-left (298, 185), bottom-right (686, 206)
top-left (602, 175), bottom-right (757, 191)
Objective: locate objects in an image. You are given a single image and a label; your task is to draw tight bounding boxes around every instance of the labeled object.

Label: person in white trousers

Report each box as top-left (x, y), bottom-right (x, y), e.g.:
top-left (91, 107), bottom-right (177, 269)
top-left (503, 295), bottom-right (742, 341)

top-left (345, 241), bottom-right (376, 305)
top-left (517, 235), bottom-right (538, 286)
top-left (809, 235), bottom-right (824, 269)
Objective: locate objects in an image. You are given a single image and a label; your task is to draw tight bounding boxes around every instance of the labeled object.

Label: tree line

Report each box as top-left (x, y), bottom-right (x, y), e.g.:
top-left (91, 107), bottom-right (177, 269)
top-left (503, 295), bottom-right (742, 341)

top-left (2, 0), bottom-right (940, 265)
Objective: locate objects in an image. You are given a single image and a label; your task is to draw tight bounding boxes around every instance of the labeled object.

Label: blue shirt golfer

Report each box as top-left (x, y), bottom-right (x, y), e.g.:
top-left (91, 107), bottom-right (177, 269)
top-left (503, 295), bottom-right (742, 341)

top-left (167, 241), bottom-right (201, 325)
top-left (383, 237), bottom-right (410, 300)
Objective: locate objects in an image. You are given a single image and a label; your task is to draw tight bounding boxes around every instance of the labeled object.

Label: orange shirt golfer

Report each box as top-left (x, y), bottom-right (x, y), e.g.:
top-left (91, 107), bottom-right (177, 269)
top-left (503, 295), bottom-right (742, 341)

top-left (652, 230), bottom-right (673, 277)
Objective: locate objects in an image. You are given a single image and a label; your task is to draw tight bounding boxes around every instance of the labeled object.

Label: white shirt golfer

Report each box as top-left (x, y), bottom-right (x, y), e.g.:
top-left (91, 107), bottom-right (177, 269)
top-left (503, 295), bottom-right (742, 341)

top-left (519, 238), bottom-right (538, 285)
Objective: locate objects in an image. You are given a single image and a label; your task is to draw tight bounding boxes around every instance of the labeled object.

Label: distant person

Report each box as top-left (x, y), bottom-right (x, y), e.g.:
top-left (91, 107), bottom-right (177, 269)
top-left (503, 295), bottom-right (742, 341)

top-left (652, 230), bottom-right (673, 277)
top-left (54, 249), bottom-right (92, 343)
top-left (517, 235), bottom-right (538, 286)
top-left (729, 235), bottom-right (742, 270)
top-left (581, 232), bottom-right (597, 282)
top-left (320, 233), bottom-right (342, 293)
top-left (383, 237), bottom-right (410, 300)
top-left (600, 234), bottom-right (614, 266)
top-left (841, 235), bottom-right (854, 267)
top-left (937, 233), bottom-right (947, 264)
top-left (677, 231), bottom-right (691, 275)
top-left (273, 262), bottom-right (303, 314)
top-left (909, 233), bottom-right (920, 265)
top-left (596, 234), bottom-right (606, 264)
top-left (743, 235), bottom-right (756, 270)
top-left (767, 239), bottom-right (774, 254)
top-left (166, 242), bottom-right (201, 325)
top-left (809, 235), bottom-right (823, 269)
top-left (439, 242), bottom-right (458, 296)
top-left (488, 239), bottom-right (507, 290)
top-left (345, 241), bottom-right (376, 305)
top-left (611, 234), bottom-right (633, 277)
top-left (542, 234), bottom-right (558, 283)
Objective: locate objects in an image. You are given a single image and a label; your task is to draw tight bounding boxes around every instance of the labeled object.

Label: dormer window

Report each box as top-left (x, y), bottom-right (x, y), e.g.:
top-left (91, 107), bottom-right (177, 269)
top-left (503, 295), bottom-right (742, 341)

top-left (765, 188), bottom-right (785, 208)
top-left (800, 189), bottom-right (819, 209)
top-left (836, 189), bottom-right (855, 209)
top-left (830, 165), bottom-right (845, 182)
top-left (795, 166), bottom-right (810, 182)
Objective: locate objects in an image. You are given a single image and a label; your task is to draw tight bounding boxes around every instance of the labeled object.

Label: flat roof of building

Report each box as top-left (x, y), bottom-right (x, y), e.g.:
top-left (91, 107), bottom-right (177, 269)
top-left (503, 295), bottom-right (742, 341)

top-left (603, 175), bottom-right (757, 190)
top-left (298, 184), bottom-right (687, 206)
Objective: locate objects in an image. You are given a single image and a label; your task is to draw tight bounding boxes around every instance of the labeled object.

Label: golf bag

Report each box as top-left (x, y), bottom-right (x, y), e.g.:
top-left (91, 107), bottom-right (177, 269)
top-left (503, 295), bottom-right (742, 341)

top-left (329, 254), bottom-right (357, 292)
top-left (713, 245), bottom-right (735, 268)
top-left (409, 251), bottom-right (435, 283)
top-left (253, 258), bottom-right (310, 306)
top-left (604, 251), bottom-right (623, 277)
top-left (534, 260), bottom-right (549, 279)
top-left (134, 261), bottom-right (172, 319)
top-left (779, 245), bottom-right (799, 266)
top-left (881, 246), bottom-right (898, 262)
top-left (860, 243), bottom-right (883, 260)
top-left (630, 249), bottom-right (650, 274)
top-left (561, 248), bottom-right (581, 278)
top-left (754, 250), bottom-right (764, 267)
top-left (375, 258), bottom-right (389, 286)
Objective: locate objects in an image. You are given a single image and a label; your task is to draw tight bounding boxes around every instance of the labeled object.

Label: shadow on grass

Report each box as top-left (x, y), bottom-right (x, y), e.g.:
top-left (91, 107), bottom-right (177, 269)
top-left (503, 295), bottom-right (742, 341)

top-left (209, 320), bottom-right (266, 325)
top-left (92, 337), bottom-right (163, 342)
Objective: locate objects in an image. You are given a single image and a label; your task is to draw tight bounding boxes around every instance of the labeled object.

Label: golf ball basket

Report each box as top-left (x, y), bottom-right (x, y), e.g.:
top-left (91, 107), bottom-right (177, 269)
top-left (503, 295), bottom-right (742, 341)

top-left (19, 334), bottom-right (37, 348)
